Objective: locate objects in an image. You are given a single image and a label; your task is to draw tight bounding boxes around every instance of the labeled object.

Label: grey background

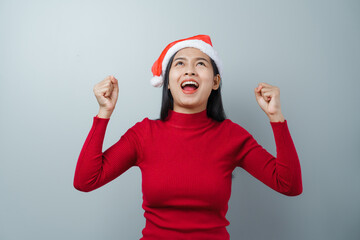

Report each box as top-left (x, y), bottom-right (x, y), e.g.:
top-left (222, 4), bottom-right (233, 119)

top-left (0, 0), bottom-right (359, 239)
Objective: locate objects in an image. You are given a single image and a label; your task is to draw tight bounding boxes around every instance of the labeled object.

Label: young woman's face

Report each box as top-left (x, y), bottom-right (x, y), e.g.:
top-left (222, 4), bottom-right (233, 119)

top-left (168, 47), bottom-right (220, 114)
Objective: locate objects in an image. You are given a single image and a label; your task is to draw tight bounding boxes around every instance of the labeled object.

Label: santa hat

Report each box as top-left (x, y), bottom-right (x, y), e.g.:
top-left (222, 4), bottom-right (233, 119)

top-left (150, 34), bottom-right (223, 87)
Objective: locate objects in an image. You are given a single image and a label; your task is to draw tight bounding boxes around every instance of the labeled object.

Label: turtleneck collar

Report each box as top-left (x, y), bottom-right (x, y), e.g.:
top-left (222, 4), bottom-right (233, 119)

top-left (164, 108), bottom-right (214, 129)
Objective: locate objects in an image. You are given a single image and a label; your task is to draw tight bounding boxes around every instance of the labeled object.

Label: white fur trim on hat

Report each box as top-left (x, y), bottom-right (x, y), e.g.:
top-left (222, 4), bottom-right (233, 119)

top-left (150, 75), bottom-right (164, 87)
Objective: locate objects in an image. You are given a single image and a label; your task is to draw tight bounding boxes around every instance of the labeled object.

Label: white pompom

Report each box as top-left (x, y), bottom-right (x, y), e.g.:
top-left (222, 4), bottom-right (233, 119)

top-left (150, 75), bottom-right (164, 88)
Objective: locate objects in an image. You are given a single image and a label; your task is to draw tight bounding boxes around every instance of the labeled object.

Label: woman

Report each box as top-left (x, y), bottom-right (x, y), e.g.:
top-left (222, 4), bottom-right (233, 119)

top-left (73, 34), bottom-right (303, 240)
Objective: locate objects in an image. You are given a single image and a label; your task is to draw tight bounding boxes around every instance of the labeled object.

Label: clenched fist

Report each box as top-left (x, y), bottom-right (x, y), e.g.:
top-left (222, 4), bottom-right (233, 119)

top-left (93, 75), bottom-right (119, 118)
top-left (254, 82), bottom-right (285, 122)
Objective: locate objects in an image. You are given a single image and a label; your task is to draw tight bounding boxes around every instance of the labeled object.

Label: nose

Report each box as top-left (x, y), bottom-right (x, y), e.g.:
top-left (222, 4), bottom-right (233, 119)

top-left (185, 65), bottom-right (196, 76)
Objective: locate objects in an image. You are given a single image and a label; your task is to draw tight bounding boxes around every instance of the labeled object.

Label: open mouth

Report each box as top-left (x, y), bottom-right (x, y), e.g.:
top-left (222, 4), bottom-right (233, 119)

top-left (181, 80), bottom-right (199, 93)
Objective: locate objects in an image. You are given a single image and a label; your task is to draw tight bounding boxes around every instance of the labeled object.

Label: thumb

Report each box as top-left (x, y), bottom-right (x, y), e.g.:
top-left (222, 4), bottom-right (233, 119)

top-left (111, 76), bottom-right (118, 91)
top-left (110, 76), bottom-right (119, 100)
top-left (254, 86), bottom-right (262, 100)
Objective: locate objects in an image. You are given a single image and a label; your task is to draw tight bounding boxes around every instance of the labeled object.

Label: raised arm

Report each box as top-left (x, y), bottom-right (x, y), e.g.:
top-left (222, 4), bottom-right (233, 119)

top-left (73, 75), bottom-right (140, 192)
top-left (235, 120), bottom-right (303, 196)
top-left (236, 82), bottom-right (303, 196)
top-left (73, 116), bottom-right (139, 192)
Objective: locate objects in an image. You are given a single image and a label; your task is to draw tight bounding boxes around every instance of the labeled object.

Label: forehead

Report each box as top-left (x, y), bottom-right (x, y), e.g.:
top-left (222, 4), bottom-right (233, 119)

top-left (174, 47), bottom-right (210, 60)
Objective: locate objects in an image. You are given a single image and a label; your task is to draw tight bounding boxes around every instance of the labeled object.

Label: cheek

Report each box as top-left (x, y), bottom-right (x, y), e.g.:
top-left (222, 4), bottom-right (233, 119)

top-left (202, 69), bottom-right (214, 78)
top-left (169, 72), bottom-right (181, 87)
top-left (200, 73), bottom-right (216, 89)
top-left (201, 83), bottom-right (214, 94)
top-left (168, 76), bottom-right (176, 88)
top-left (198, 68), bottom-right (214, 79)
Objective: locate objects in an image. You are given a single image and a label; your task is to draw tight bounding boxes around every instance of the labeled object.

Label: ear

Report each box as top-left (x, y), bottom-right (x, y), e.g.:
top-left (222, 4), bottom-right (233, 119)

top-left (212, 74), bottom-right (221, 90)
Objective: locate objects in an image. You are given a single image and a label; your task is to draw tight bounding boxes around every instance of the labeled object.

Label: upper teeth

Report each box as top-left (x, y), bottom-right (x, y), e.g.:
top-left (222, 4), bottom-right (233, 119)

top-left (181, 81), bottom-right (199, 88)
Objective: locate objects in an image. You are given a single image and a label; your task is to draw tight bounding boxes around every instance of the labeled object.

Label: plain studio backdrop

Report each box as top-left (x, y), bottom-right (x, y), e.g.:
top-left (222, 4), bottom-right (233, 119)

top-left (0, 0), bottom-right (359, 239)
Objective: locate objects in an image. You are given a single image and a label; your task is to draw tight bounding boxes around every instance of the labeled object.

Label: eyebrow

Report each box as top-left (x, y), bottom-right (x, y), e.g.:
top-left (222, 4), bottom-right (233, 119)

top-left (173, 57), bottom-right (210, 63)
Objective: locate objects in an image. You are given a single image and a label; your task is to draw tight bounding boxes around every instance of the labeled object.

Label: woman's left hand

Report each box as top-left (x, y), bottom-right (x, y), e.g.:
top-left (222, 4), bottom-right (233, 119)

top-left (254, 82), bottom-right (285, 122)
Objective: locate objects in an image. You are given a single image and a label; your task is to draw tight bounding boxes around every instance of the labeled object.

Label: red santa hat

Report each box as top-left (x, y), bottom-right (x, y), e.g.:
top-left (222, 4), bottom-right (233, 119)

top-left (150, 34), bottom-right (223, 87)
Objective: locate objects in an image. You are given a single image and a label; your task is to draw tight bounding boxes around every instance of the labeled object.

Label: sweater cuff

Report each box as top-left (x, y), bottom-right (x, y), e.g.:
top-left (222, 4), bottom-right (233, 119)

top-left (269, 119), bottom-right (290, 146)
top-left (270, 119), bottom-right (287, 124)
top-left (93, 115), bottom-right (110, 128)
top-left (95, 114), bottom-right (111, 120)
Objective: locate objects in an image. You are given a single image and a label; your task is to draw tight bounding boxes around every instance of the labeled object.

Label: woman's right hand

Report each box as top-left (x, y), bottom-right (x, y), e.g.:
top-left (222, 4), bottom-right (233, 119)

top-left (93, 75), bottom-right (119, 116)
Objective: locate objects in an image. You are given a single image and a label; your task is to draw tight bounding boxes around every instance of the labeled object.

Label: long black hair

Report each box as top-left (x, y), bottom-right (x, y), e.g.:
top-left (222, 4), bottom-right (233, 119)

top-left (156, 50), bottom-right (235, 180)
top-left (159, 50), bottom-right (227, 122)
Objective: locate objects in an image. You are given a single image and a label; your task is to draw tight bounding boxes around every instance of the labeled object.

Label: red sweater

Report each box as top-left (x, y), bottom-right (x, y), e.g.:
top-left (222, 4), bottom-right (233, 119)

top-left (73, 109), bottom-right (302, 240)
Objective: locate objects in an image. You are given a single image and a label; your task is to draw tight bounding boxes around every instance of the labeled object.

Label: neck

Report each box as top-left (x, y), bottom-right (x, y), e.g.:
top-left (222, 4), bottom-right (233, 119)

top-left (173, 105), bottom-right (207, 114)
top-left (164, 108), bottom-right (214, 129)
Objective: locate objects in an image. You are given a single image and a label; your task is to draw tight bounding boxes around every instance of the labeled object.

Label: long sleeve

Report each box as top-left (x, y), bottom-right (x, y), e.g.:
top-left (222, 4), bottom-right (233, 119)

top-left (235, 120), bottom-right (303, 196)
top-left (73, 115), bottom-right (139, 192)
